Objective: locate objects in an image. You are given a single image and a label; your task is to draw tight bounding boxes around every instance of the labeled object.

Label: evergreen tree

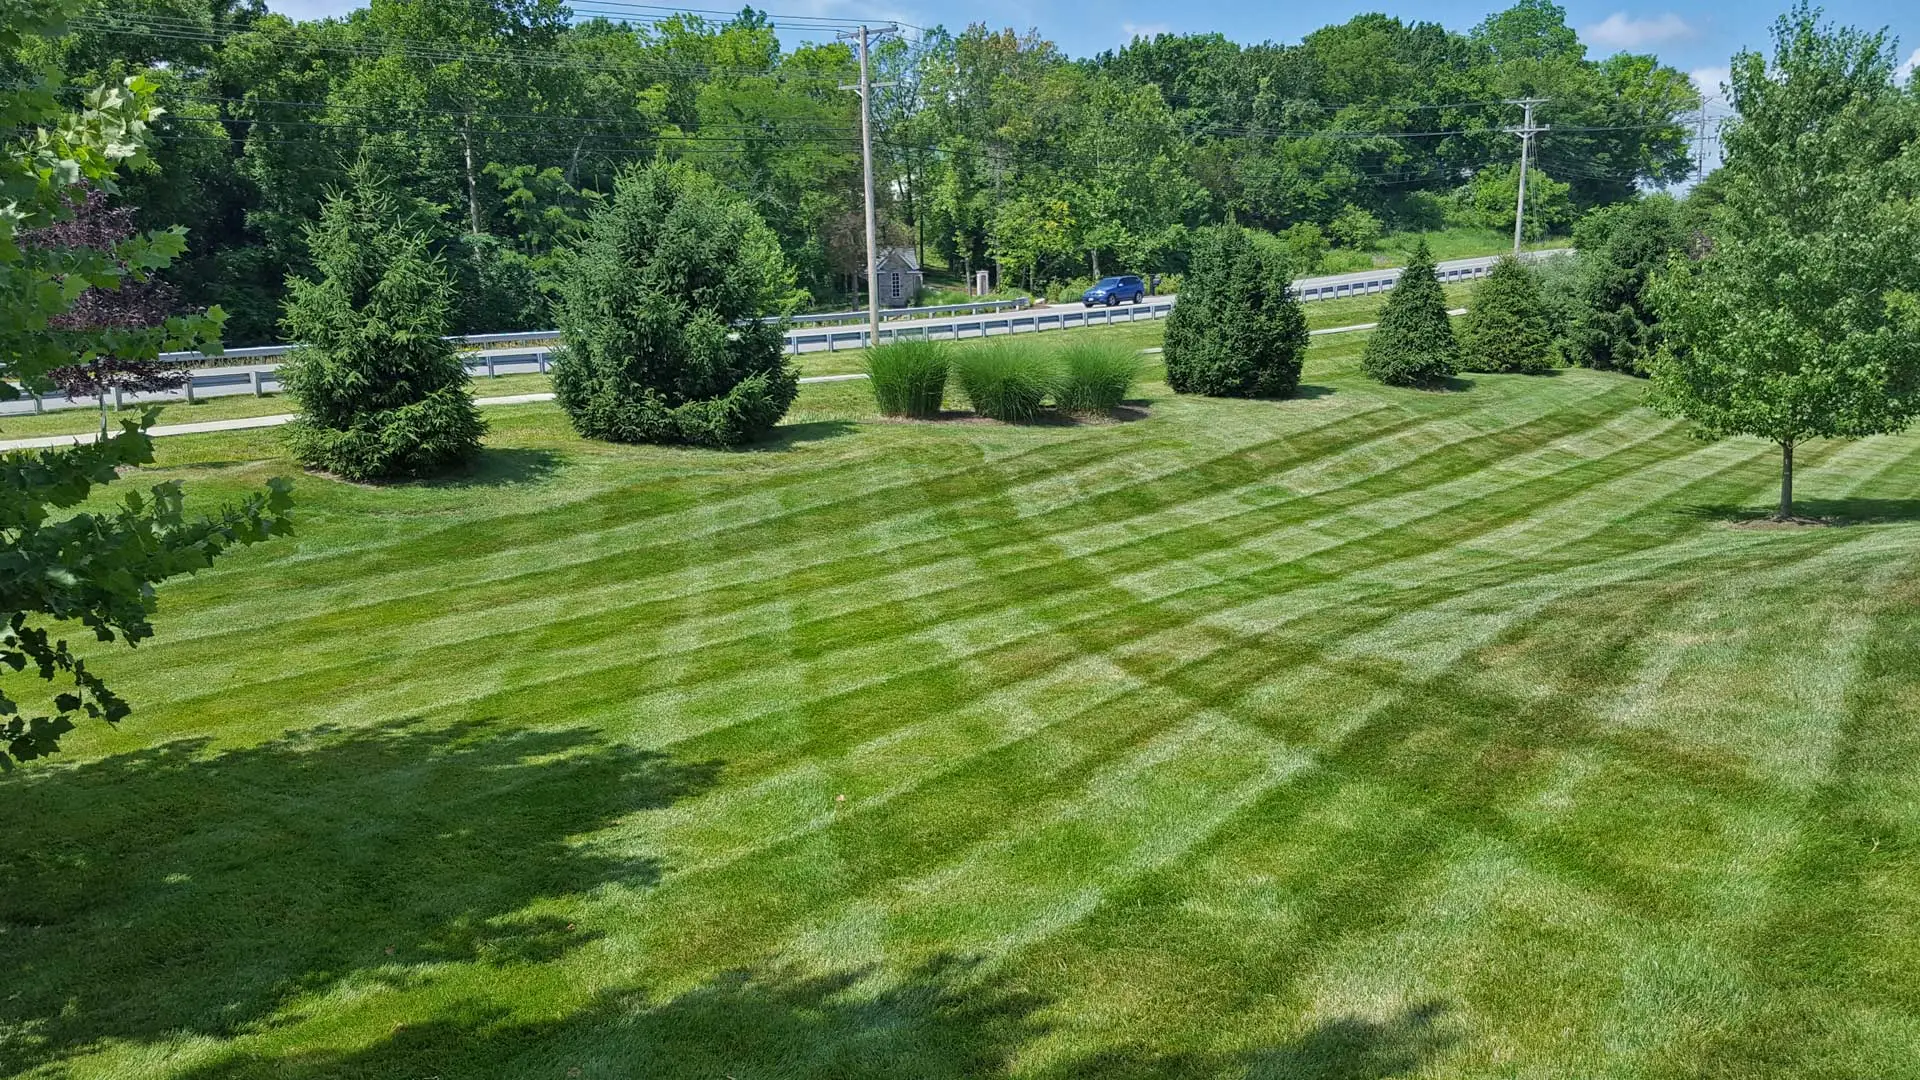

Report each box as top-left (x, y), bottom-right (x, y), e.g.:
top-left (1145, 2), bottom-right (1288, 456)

top-left (552, 162), bottom-right (800, 447)
top-left (1458, 255), bottom-right (1555, 373)
top-left (1362, 239), bottom-right (1459, 387)
top-left (1162, 225), bottom-right (1309, 398)
top-left (279, 170), bottom-right (486, 482)
top-left (1559, 196), bottom-right (1690, 374)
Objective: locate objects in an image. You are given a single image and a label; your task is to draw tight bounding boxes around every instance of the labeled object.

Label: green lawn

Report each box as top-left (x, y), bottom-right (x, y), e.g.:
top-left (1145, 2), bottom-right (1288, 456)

top-left (4, 332), bottom-right (1918, 1079)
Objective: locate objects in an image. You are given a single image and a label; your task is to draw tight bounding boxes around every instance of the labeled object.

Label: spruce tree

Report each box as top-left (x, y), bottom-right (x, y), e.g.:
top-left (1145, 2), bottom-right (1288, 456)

top-left (1162, 225), bottom-right (1309, 398)
top-left (280, 172), bottom-right (485, 482)
top-left (1458, 255), bottom-right (1555, 373)
top-left (1361, 238), bottom-right (1460, 386)
top-left (552, 162), bottom-right (799, 447)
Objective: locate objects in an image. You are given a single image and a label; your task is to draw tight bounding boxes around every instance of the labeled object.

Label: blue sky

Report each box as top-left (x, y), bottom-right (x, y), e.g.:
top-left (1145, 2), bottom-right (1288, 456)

top-left (268, 0), bottom-right (1920, 100)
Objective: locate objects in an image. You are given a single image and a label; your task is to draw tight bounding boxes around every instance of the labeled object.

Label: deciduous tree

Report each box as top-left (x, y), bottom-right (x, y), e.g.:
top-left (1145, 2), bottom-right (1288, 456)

top-left (1648, 7), bottom-right (1920, 521)
top-left (0, 1), bottom-right (292, 766)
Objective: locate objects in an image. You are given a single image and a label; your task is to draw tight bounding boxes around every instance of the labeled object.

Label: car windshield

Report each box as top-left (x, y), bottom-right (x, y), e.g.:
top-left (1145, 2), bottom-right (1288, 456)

top-left (1094, 277), bottom-right (1126, 288)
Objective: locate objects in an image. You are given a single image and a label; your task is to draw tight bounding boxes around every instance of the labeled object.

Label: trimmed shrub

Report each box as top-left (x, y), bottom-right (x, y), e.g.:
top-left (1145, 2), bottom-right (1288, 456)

top-left (552, 161), bottom-right (799, 448)
top-left (954, 341), bottom-right (1058, 422)
top-left (866, 340), bottom-right (950, 418)
top-left (1054, 340), bottom-right (1142, 413)
top-left (1458, 255), bottom-right (1555, 373)
top-left (280, 174), bottom-right (485, 482)
top-left (1361, 238), bottom-right (1460, 386)
top-left (1162, 225), bottom-right (1309, 398)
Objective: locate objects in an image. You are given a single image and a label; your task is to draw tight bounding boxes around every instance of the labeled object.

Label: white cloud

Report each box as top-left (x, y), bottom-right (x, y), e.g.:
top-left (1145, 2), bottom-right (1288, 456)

top-left (1121, 22), bottom-right (1172, 44)
top-left (1690, 65), bottom-right (1730, 100)
top-left (1898, 48), bottom-right (1920, 85)
top-left (1583, 12), bottom-right (1694, 50)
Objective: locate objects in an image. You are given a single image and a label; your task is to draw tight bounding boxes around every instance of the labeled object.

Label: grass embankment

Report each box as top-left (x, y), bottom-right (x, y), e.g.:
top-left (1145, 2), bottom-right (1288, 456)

top-left (5, 330), bottom-right (1918, 1079)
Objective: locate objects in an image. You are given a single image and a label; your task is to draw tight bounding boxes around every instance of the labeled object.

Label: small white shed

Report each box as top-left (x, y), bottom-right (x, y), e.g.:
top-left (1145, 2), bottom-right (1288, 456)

top-left (865, 246), bottom-right (924, 308)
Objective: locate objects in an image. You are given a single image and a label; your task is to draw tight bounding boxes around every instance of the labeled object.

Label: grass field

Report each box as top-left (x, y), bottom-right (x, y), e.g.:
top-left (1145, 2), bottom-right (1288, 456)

top-left (4, 331), bottom-right (1918, 1079)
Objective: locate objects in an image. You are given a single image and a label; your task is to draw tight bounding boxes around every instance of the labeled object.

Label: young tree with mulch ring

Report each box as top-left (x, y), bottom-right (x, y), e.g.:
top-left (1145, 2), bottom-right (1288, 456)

top-left (279, 170), bottom-right (485, 482)
top-left (1458, 255), bottom-right (1555, 374)
top-left (1162, 224), bottom-right (1308, 398)
top-left (1361, 238), bottom-right (1459, 387)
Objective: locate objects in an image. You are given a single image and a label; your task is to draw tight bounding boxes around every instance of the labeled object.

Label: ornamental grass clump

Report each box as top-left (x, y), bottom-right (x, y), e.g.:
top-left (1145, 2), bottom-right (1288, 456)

top-left (1054, 340), bottom-right (1142, 413)
top-left (954, 340), bottom-right (1058, 422)
top-left (866, 340), bottom-right (950, 418)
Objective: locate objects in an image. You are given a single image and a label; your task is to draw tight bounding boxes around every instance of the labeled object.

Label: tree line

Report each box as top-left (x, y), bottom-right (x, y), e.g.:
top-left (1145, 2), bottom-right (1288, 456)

top-left (13, 0), bottom-right (1701, 344)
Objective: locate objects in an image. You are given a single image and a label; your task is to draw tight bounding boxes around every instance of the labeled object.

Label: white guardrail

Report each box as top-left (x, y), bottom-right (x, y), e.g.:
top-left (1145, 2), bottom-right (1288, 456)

top-left (5, 252), bottom-right (1566, 416)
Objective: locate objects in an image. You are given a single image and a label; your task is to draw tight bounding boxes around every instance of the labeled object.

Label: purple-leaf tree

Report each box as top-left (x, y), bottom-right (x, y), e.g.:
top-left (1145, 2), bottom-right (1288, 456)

top-left (25, 187), bottom-right (190, 431)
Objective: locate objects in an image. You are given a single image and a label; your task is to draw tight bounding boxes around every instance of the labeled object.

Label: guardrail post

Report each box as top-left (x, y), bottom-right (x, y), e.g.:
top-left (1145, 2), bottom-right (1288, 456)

top-left (112, 386), bottom-right (123, 410)
top-left (485, 355), bottom-right (496, 378)
top-left (184, 378), bottom-right (196, 404)
top-left (250, 370), bottom-right (263, 397)
top-left (538, 353), bottom-right (548, 374)
top-left (32, 393), bottom-right (42, 414)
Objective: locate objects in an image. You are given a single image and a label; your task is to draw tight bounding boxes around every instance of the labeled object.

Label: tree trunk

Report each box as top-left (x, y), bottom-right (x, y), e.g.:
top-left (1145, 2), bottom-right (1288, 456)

top-left (1091, 248), bottom-right (1100, 278)
top-left (461, 118), bottom-right (482, 235)
top-left (565, 136), bottom-right (585, 188)
top-left (1776, 439), bottom-right (1795, 521)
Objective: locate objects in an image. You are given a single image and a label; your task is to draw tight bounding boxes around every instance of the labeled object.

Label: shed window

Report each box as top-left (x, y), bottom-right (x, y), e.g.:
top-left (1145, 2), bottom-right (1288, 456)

top-left (890, 273), bottom-right (902, 299)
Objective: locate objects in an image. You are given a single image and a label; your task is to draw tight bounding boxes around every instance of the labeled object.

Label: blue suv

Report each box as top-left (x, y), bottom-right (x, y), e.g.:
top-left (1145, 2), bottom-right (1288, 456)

top-left (1082, 275), bottom-right (1147, 306)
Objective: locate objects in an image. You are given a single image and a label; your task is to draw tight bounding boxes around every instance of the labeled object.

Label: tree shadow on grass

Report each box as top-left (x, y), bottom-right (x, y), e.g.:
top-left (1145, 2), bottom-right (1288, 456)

top-left (1292, 384), bottom-right (1338, 400)
top-left (746, 419), bottom-right (860, 451)
top-left (425, 447), bottom-right (564, 488)
top-left (171, 954), bottom-right (1052, 1080)
top-left (0, 719), bottom-right (720, 1076)
top-left (1036, 1001), bottom-right (1454, 1080)
top-left (1678, 497), bottom-right (1920, 526)
top-left (166, 953), bottom-right (1452, 1080)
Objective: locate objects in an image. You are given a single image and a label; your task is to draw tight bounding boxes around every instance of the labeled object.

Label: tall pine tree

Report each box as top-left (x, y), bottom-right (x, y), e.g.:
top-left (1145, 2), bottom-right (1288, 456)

top-left (1458, 255), bottom-right (1555, 373)
top-left (1362, 239), bottom-right (1460, 387)
top-left (280, 169), bottom-right (485, 482)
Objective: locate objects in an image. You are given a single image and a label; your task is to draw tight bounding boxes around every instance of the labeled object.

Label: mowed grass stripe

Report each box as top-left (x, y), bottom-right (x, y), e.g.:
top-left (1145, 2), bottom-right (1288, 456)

top-left (159, 391), bottom-right (1284, 634)
top-left (131, 368), bottom-right (1635, 707)
top-left (150, 358), bottom-right (1597, 653)
top-left (982, 539), bottom-right (1893, 1075)
top-left (569, 528), bottom-right (1860, 997)
top-left (150, 398), bottom-right (1409, 655)
top-left (123, 374), bottom-right (1666, 745)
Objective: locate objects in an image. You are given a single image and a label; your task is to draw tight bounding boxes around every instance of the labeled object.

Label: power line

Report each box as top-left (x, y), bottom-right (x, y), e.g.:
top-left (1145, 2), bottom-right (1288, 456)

top-left (69, 10), bottom-right (862, 82)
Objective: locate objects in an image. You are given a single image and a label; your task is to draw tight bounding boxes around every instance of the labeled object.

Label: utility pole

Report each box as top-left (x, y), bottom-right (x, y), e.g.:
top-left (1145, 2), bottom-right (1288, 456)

top-left (1695, 105), bottom-right (1710, 182)
top-left (1504, 98), bottom-right (1547, 256)
top-left (840, 24), bottom-right (897, 347)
